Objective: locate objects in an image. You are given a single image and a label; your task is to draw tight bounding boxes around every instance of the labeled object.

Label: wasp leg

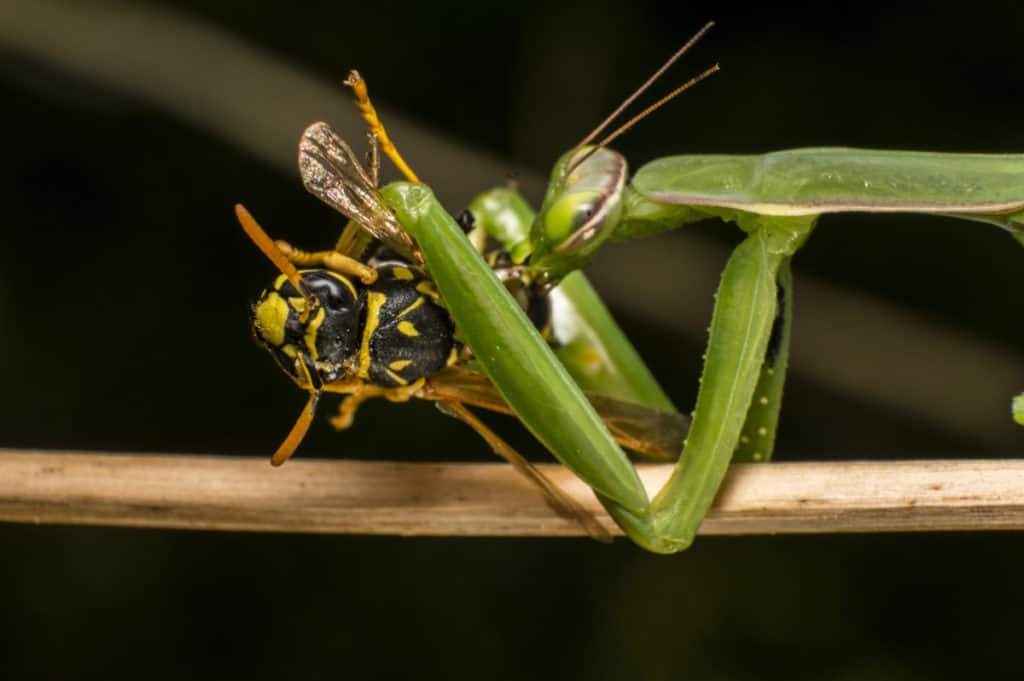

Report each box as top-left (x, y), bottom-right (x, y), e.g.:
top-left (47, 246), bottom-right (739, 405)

top-left (326, 379), bottom-right (426, 430)
top-left (343, 70), bottom-right (420, 183)
top-left (275, 239), bottom-right (378, 285)
top-left (436, 401), bottom-right (613, 543)
top-left (366, 131), bottom-right (380, 188)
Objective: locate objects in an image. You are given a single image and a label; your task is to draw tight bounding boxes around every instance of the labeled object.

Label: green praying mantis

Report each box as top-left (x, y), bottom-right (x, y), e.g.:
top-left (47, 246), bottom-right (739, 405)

top-left (240, 22), bottom-right (1024, 554)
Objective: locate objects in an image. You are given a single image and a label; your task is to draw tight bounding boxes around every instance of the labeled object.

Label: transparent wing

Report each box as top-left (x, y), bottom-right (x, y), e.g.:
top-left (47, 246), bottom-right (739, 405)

top-left (423, 366), bottom-right (687, 461)
top-left (298, 122), bottom-right (421, 262)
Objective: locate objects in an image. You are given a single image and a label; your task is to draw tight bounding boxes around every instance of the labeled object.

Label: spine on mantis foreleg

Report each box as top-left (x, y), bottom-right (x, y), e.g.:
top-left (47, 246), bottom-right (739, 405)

top-left (733, 258), bottom-right (793, 462)
top-left (381, 181), bottom-right (651, 516)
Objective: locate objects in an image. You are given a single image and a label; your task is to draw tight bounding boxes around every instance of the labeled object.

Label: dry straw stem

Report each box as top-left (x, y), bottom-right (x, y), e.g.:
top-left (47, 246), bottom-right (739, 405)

top-left (4, 450), bottom-right (1024, 537)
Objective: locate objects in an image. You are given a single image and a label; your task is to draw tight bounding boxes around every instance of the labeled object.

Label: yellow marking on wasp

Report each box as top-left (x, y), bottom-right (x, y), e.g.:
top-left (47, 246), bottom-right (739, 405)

top-left (388, 359), bottom-right (413, 371)
top-left (281, 344), bottom-right (298, 359)
top-left (416, 281), bottom-right (440, 300)
top-left (252, 292), bottom-right (292, 347)
top-left (397, 296), bottom-right (425, 319)
top-left (318, 269), bottom-right (359, 299)
top-left (357, 291), bottom-right (386, 379)
top-left (391, 266), bottom-right (415, 281)
top-left (397, 321), bottom-right (420, 337)
top-left (446, 346), bottom-right (458, 367)
top-left (302, 306), bottom-right (327, 360)
top-left (385, 369), bottom-right (409, 386)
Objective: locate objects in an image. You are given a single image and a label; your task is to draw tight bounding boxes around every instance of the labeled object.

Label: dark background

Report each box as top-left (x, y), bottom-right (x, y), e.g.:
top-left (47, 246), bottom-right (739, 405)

top-left (3, 1), bottom-right (1024, 678)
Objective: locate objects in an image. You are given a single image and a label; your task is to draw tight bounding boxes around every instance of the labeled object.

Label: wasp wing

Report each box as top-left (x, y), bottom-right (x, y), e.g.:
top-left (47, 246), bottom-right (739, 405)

top-left (299, 122), bottom-right (421, 263)
top-left (423, 366), bottom-right (687, 461)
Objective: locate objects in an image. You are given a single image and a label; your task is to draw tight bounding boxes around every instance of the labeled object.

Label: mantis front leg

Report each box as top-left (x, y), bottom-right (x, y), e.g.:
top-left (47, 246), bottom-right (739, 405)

top-left (385, 179), bottom-right (808, 552)
top-left (382, 181), bottom-right (652, 517)
top-left (598, 229), bottom-right (801, 553)
top-left (733, 258), bottom-right (793, 462)
top-left (649, 230), bottom-right (788, 548)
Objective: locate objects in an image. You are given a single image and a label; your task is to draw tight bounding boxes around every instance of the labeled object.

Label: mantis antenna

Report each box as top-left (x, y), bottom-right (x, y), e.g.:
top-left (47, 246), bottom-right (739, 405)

top-left (568, 22), bottom-right (720, 174)
top-left (592, 64), bottom-right (720, 150)
top-left (576, 19), bottom-right (716, 149)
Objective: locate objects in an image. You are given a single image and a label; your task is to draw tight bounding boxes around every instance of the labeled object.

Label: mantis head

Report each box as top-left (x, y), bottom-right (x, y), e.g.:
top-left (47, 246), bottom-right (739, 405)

top-left (529, 145), bottom-right (627, 287)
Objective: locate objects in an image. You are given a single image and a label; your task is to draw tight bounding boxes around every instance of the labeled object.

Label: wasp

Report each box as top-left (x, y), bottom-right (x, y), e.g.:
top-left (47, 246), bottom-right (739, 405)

top-left (237, 78), bottom-right (687, 541)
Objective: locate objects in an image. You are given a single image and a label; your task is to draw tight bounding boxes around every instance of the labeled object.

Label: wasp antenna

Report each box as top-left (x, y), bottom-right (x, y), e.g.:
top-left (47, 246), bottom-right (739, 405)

top-left (270, 355), bottom-right (322, 466)
top-left (270, 385), bottom-right (321, 467)
top-left (270, 356), bottom-right (321, 466)
top-left (235, 204), bottom-right (314, 302)
top-left (575, 20), bottom-right (715, 150)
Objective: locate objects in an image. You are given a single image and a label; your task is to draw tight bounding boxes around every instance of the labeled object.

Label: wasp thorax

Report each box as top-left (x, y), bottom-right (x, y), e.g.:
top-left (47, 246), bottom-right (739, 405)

top-left (250, 269), bottom-right (363, 385)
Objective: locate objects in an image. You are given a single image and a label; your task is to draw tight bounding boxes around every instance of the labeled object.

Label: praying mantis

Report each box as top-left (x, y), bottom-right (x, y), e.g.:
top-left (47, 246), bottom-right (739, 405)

top-left (241, 23), bottom-right (1024, 554)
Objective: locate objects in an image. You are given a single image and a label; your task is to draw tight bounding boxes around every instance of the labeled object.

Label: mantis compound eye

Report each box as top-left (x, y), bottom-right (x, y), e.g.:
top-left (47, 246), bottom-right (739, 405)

top-left (530, 146), bottom-right (628, 284)
top-left (542, 190), bottom-right (603, 249)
